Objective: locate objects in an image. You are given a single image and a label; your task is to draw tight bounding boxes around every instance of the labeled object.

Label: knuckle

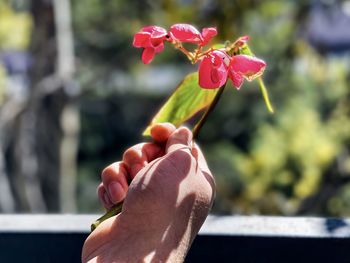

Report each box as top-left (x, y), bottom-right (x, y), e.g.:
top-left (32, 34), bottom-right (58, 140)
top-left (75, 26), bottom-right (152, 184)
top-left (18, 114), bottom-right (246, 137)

top-left (101, 166), bottom-right (113, 181)
top-left (165, 149), bottom-right (194, 174)
top-left (173, 147), bottom-right (195, 161)
top-left (123, 144), bottom-right (143, 163)
top-left (122, 149), bottom-right (134, 162)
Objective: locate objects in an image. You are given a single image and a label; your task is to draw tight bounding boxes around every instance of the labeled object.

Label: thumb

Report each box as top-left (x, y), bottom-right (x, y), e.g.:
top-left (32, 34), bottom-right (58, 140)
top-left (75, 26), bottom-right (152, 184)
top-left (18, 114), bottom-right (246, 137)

top-left (191, 143), bottom-right (212, 176)
top-left (165, 127), bottom-right (192, 154)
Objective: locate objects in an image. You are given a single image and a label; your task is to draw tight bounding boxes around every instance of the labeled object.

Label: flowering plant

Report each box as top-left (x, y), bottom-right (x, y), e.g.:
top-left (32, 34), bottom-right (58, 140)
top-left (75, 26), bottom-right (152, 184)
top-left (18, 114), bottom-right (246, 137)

top-left (134, 23), bottom-right (273, 138)
top-left (91, 23), bottom-right (273, 231)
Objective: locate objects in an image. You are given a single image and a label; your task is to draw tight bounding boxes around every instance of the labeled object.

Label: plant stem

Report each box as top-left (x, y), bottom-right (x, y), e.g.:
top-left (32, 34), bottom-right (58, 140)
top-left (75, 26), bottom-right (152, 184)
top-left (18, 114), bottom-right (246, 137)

top-left (192, 83), bottom-right (227, 139)
top-left (91, 202), bottom-right (123, 232)
top-left (257, 77), bottom-right (274, 113)
top-left (173, 42), bottom-right (195, 62)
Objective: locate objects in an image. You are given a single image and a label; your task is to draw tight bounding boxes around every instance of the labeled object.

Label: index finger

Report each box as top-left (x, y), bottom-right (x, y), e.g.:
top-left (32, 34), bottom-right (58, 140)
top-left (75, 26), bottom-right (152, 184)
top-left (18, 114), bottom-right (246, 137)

top-left (150, 122), bottom-right (176, 143)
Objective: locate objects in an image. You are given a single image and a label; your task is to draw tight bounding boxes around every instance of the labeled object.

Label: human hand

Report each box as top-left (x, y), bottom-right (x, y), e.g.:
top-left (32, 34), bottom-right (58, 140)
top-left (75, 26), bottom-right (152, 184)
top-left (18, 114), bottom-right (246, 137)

top-left (82, 123), bottom-right (215, 262)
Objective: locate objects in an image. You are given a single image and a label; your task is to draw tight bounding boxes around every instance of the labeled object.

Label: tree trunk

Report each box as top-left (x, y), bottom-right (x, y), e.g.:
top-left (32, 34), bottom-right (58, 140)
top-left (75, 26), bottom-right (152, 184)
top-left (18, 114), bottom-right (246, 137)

top-left (3, 0), bottom-right (78, 213)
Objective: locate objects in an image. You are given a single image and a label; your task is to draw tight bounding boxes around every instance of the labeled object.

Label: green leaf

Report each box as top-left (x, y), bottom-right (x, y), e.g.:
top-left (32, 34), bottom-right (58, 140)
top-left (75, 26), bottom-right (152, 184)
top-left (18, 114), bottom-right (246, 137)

top-left (143, 72), bottom-right (219, 136)
top-left (238, 43), bottom-right (254, 56)
top-left (212, 43), bottom-right (225, 49)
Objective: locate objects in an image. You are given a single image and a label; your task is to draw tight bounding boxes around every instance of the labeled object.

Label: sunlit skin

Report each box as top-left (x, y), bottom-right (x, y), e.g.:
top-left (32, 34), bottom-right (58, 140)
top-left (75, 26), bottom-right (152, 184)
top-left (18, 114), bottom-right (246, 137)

top-left (82, 123), bottom-right (215, 262)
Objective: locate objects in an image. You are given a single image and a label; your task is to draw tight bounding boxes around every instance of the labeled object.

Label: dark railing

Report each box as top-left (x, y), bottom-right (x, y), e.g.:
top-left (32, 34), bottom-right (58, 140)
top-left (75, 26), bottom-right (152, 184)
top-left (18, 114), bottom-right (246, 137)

top-left (1, 215), bottom-right (350, 263)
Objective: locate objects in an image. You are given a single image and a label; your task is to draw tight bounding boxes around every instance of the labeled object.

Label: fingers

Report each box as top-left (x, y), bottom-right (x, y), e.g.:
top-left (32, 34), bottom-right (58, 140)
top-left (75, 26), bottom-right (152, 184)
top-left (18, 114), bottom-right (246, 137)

top-left (98, 123), bottom-right (175, 209)
top-left (101, 162), bottom-right (129, 205)
top-left (98, 124), bottom-right (206, 211)
top-left (123, 142), bottom-right (163, 179)
top-left (150, 122), bottom-right (176, 143)
top-left (97, 183), bottom-right (113, 210)
top-left (165, 127), bottom-right (192, 154)
top-left (123, 124), bottom-right (192, 179)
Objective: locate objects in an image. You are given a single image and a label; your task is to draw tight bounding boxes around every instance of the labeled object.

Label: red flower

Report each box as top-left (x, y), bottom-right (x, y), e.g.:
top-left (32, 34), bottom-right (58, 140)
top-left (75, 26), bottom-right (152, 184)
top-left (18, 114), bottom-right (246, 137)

top-left (169, 24), bottom-right (202, 44)
top-left (200, 27), bottom-right (217, 46)
top-left (228, 55), bottom-right (266, 89)
top-left (198, 50), bottom-right (230, 89)
top-left (169, 24), bottom-right (217, 46)
top-left (133, 26), bottom-right (168, 64)
top-left (198, 51), bottom-right (266, 89)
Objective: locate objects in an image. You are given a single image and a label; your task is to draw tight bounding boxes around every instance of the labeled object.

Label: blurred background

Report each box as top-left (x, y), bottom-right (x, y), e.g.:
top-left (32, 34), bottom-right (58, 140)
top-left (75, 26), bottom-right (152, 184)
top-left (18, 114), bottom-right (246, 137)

top-left (0, 0), bottom-right (350, 217)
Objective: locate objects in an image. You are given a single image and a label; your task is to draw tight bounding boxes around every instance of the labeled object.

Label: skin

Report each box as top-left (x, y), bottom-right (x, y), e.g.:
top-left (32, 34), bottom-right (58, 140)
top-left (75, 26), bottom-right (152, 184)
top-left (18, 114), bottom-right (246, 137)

top-left (82, 123), bottom-right (215, 263)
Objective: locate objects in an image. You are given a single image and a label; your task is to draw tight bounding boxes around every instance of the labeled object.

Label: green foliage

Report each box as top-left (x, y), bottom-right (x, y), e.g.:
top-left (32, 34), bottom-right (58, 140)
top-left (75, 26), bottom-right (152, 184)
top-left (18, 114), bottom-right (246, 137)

top-left (143, 72), bottom-right (218, 135)
top-left (234, 98), bottom-right (340, 213)
top-left (210, 45), bottom-right (350, 215)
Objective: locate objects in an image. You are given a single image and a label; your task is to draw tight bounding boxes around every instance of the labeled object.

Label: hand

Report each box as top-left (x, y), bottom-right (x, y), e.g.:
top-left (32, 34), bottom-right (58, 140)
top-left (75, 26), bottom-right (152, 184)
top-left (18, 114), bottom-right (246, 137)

top-left (82, 123), bottom-right (215, 262)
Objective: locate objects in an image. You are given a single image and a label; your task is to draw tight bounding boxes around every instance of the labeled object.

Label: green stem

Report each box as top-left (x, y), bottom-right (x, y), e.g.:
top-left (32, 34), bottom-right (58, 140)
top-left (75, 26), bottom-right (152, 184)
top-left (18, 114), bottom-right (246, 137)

top-left (258, 77), bottom-right (274, 113)
top-left (91, 202), bottom-right (123, 232)
top-left (192, 83), bottom-right (227, 139)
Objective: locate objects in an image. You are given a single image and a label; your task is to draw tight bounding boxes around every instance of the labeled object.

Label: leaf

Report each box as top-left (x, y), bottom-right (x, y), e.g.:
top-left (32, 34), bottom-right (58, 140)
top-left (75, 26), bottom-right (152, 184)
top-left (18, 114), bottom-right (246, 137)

top-left (211, 43), bottom-right (225, 49)
top-left (143, 72), bottom-right (219, 136)
top-left (238, 43), bottom-right (254, 56)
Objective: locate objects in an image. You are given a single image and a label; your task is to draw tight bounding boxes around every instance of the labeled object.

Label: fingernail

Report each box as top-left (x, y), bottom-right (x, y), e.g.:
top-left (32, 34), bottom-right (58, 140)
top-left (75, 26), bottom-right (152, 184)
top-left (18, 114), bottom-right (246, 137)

top-left (108, 181), bottom-right (125, 204)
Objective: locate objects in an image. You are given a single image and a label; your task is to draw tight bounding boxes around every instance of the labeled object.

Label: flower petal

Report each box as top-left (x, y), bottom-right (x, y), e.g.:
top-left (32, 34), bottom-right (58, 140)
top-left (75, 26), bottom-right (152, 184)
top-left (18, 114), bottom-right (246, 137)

top-left (211, 67), bottom-right (227, 86)
top-left (154, 42), bottom-right (164, 53)
top-left (198, 50), bottom-right (229, 89)
top-left (169, 23), bottom-right (202, 44)
top-left (234, 35), bottom-right (249, 47)
top-left (228, 69), bottom-right (244, 89)
top-left (141, 26), bottom-right (167, 39)
top-left (134, 26), bottom-right (167, 63)
top-left (230, 55), bottom-right (266, 81)
top-left (141, 48), bottom-right (156, 64)
top-left (133, 26), bottom-right (167, 49)
top-left (199, 58), bottom-right (222, 89)
top-left (201, 27), bottom-right (217, 46)
top-left (133, 32), bottom-right (151, 48)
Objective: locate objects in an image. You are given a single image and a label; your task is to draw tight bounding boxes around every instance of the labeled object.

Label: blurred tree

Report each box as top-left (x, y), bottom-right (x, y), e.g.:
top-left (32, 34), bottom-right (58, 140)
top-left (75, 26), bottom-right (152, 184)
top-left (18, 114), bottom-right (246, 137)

top-left (0, 0), bottom-right (33, 212)
top-left (0, 0), bottom-right (78, 213)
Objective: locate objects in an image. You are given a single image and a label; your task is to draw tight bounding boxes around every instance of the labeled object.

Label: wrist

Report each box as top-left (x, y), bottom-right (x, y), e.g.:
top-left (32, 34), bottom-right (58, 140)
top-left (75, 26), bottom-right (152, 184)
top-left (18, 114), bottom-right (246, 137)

top-left (83, 213), bottom-right (191, 263)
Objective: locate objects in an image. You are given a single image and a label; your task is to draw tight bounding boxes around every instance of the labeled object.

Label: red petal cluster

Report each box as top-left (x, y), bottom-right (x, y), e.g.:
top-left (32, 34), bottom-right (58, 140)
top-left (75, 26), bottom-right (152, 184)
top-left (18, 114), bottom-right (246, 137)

top-left (198, 50), bottom-right (230, 89)
top-left (133, 24), bottom-right (217, 64)
top-left (199, 50), bottom-right (266, 89)
top-left (133, 25), bottom-right (266, 90)
top-left (169, 24), bottom-right (217, 46)
top-left (133, 26), bottom-right (168, 64)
